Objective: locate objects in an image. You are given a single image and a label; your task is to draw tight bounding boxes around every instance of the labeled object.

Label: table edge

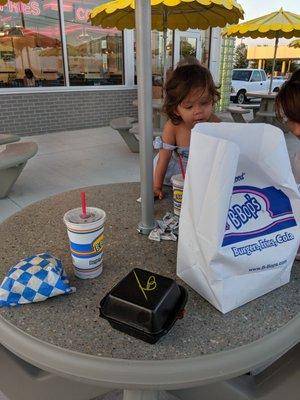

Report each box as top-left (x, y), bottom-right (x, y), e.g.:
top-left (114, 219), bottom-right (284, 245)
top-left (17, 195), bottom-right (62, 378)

top-left (1, 313), bottom-right (299, 390)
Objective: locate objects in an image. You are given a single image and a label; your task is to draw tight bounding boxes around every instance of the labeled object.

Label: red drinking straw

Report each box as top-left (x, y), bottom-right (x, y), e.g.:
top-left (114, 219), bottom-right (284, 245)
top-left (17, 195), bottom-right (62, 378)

top-left (80, 191), bottom-right (87, 219)
top-left (178, 153), bottom-right (185, 179)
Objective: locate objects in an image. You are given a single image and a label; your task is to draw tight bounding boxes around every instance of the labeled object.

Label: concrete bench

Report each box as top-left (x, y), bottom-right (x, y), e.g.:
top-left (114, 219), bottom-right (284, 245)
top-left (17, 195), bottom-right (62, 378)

top-left (0, 134), bottom-right (20, 145)
top-left (110, 117), bottom-right (139, 153)
top-left (227, 106), bottom-right (251, 123)
top-left (110, 117), bottom-right (163, 153)
top-left (238, 104), bottom-right (260, 117)
top-left (256, 111), bottom-right (275, 118)
top-left (0, 141), bottom-right (38, 198)
top-left (129, 123), bottom-right (163, 138)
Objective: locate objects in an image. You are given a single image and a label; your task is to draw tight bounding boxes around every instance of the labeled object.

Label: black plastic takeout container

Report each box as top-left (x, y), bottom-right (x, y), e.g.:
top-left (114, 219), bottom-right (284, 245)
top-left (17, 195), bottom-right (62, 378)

top-left (99, 268), bottom-right (188, 344)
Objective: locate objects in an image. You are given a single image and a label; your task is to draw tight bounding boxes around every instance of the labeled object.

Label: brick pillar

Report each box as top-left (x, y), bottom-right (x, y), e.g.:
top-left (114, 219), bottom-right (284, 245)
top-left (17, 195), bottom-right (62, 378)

top-left (215, 36), bottom-right (235, 112)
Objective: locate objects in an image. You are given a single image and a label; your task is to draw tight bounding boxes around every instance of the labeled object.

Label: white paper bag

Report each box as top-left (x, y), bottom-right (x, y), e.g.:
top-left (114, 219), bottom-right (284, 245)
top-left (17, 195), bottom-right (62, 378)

top-left (177, 123), bottom-right (300, 313)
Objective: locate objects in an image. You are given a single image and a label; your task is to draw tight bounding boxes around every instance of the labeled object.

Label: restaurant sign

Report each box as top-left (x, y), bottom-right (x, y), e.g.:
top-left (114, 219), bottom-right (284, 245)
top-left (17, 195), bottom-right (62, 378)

top-left (0, 1), bottom-right (90, 22)
top-left (0, 1), bottom-right (41, 15)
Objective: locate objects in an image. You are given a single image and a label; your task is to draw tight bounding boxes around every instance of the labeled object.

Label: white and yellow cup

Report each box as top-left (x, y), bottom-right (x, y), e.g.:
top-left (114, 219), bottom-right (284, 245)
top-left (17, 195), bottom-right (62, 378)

top-left (63, 207), bottom-right (106, 279)
top-left (171, 174), bottom-right (184, 216)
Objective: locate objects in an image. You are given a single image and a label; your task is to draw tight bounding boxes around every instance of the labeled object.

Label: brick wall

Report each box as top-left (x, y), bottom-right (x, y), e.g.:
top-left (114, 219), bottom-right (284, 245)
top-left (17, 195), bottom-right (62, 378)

top-left (0, 89), bottom-right (138, 136)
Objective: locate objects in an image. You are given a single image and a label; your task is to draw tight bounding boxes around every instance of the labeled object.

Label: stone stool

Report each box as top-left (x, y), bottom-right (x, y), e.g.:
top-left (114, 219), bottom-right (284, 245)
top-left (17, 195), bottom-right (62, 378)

top-left (227, 106), bottom-right (251, 123)
top-left (0, 142), bottom-right (38, 198)
top-left (110, 117), bottom-right (139, 153)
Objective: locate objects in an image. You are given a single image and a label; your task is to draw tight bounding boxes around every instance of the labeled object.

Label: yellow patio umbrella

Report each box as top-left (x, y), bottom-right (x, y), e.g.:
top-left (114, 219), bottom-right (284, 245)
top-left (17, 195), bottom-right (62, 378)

top-left (223, 8), bottom-right (300, 93)
top-left (289, 39), bottom-right (300, 48)
top-left (90, 0), bottom-right (244, 31)
top-left (90, 0), bottom-right (244, 82)
top-left (0, 0), bottom-right (29, 4)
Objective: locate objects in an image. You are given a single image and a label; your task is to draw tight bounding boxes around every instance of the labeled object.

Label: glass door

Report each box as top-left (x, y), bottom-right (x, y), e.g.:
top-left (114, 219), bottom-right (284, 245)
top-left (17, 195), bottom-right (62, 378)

top-left (173, 30), bottom-right (204, 67)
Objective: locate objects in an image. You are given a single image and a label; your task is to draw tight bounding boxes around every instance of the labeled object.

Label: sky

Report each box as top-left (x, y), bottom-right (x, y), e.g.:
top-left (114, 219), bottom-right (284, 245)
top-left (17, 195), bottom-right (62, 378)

top-left (236, 0), bottom-right (299, 46)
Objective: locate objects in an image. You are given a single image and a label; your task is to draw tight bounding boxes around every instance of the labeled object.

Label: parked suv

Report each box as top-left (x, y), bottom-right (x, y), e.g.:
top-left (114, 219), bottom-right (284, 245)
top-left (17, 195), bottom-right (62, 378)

top-left (230, 69), bottom-right (284, 104)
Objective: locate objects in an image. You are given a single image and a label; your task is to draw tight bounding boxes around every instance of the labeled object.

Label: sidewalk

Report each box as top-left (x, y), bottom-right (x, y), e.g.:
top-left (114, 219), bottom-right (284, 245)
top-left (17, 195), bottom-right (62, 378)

top-left (0, 126), bottom-right (140, 223)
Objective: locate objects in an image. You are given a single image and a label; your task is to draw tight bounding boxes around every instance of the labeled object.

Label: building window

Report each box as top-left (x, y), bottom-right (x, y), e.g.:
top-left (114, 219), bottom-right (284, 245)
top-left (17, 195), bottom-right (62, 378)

top-left (62, 0), bottom-right (124, 86)
top-left (0, 0), bottom-right (64, 88)
top-left (134, 30), bottom-right (173, 98)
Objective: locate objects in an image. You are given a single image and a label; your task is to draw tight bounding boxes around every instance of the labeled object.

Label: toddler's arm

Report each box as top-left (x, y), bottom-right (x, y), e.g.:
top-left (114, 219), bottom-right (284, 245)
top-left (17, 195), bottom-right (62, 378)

top-left (153, 122), bottom-right (175, 199)
top-left (154, 149), bottom-right (172, 199)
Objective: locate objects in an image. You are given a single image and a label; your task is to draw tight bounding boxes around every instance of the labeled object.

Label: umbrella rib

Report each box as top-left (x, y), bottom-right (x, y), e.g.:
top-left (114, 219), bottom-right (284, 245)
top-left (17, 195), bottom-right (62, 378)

top-left (192, 4), bottom-right (230, 27)
top-left (259, 11), bottom-right (284, 27)
top-left (182, 10), bottom-right (192, 29)
top-left (162, 4), bottom-right (216, 28)
top-left (282, 11), bottom-right (295, 28)
top-left (232, 11), bottom-right (274, 30)
top-left (189, 4), bottom-right (240, 27)
top-left (93, 9), bottom-right (133, 30)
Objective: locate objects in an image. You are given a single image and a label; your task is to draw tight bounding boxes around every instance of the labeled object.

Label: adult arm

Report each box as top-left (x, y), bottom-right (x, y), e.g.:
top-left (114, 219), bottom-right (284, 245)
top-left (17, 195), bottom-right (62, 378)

top-left (209, 113), bottom-right (221, 122)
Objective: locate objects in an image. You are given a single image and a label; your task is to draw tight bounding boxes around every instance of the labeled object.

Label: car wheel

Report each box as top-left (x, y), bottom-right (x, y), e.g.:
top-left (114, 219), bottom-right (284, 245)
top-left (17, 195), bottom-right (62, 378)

top-left (273, 87), bottom-right (280, 92)
top-left (236, 90), bottom-right (247, 104)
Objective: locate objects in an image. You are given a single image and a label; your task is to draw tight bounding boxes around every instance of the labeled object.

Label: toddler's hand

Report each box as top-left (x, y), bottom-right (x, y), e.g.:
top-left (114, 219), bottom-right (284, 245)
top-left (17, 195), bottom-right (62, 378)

top-left (154, 187), bottom-right (164, 200)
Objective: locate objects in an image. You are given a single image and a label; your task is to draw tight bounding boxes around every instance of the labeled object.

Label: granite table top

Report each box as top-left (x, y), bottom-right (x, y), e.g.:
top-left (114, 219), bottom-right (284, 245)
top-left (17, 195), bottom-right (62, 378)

top-left (0, 183), bottom-right (300, 386)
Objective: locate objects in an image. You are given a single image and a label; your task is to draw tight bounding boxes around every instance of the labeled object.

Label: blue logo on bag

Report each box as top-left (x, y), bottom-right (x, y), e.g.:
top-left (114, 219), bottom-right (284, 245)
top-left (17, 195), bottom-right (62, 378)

top-left (222, 186), bottom-right (297, 246)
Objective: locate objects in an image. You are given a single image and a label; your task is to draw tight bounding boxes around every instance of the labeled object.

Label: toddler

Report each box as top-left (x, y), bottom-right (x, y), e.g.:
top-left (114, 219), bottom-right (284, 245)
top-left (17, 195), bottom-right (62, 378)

top-left (153, 64), bottom-right (220, 199)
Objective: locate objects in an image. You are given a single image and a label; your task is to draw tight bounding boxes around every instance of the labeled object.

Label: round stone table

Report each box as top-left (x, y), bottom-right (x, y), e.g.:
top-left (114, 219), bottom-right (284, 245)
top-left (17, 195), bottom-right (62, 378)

top-left (0, 183), bottom-right (300, 400)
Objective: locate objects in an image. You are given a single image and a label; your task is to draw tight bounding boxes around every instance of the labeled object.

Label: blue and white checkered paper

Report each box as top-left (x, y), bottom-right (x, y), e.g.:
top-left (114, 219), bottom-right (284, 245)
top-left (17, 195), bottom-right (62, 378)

top-left (0, 253), bottom-right (75, 307)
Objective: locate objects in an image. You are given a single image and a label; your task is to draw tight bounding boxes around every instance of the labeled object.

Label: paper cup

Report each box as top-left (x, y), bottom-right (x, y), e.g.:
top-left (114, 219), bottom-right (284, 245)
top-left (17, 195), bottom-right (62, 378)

top-left (171, 174), bottom-right (184, 216)
top-left (63, 207), bottom-right (106, 279)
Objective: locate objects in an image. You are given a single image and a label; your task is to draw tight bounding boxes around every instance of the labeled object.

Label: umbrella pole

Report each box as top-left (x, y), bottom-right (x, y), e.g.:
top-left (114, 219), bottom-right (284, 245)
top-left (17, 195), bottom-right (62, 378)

top-left (135, 0), bottom-right (156, 234)
top-left (269, 36), bottom-right (279, 94)
top-left (162, 11), bottom-right (168, 92)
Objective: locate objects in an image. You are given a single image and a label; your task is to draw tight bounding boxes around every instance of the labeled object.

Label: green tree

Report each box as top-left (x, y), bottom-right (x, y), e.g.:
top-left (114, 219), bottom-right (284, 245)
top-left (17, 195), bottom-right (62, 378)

top-left (248, 60), bottom-right (258, 68)
top-left (234, 43), bottom-right (248, 68)
top-left (264, 59), bottom-right (281, 75)
top-left (290, 61), bottom-right (300, 72)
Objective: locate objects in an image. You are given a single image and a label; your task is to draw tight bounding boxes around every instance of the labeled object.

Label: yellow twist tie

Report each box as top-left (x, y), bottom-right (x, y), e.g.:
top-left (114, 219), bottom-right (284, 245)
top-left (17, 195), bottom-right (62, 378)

top-left (133, 270), bottom-right (157, 301)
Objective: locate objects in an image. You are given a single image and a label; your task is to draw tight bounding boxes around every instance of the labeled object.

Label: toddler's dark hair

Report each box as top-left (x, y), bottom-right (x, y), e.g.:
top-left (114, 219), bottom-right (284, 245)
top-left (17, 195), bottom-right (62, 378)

top-left (275, 69), bottom-right (300, 123)
top-left (163, 64), bottom-right (220, 125)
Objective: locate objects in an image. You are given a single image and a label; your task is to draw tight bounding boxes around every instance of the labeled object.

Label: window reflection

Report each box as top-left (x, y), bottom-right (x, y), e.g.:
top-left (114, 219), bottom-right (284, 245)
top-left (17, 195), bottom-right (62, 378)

top-left (63, 0), bottom-right (124, 86)
top-left (0, 0), bottom-right (64, 87)
top-left (134, 30), bottom-right (173, 98)
top-left (152, 30), bottom-right (173, 85)
top-left (179, 37), bottom-right (197, 59)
